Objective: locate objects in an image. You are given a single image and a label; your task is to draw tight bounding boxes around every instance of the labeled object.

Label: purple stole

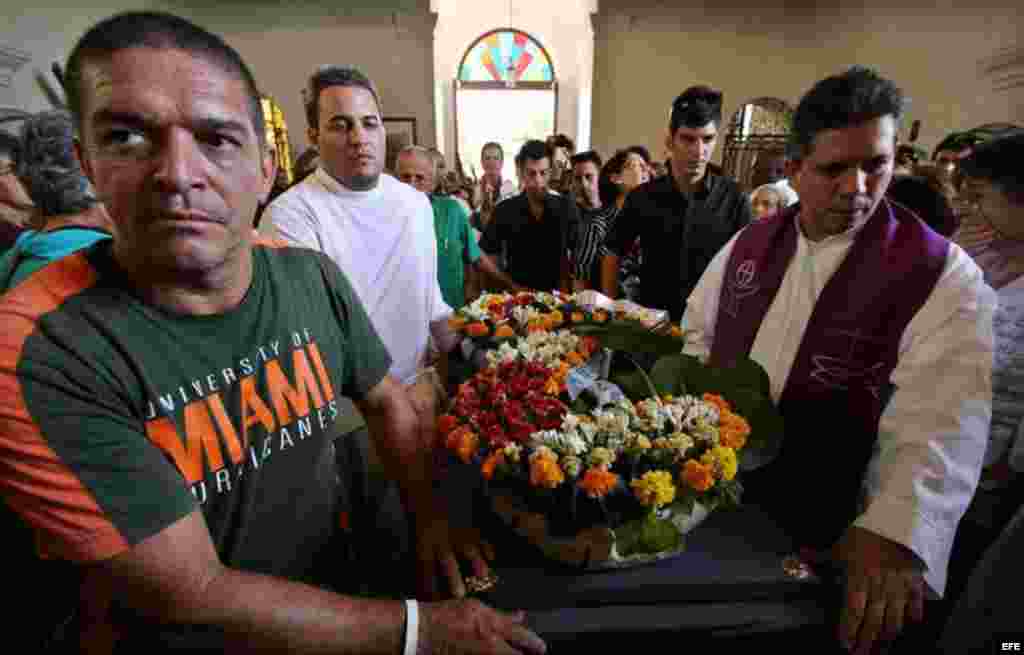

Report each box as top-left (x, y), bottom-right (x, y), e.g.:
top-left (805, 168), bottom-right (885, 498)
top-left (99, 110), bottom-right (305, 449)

top-left (710, 199), bottom-right (948, 548)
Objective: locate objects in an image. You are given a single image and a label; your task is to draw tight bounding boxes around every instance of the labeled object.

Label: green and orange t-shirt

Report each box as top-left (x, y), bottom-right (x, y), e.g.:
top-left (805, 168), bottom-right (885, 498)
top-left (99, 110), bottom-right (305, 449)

top-left (0, 239), bottom-right (391, 584)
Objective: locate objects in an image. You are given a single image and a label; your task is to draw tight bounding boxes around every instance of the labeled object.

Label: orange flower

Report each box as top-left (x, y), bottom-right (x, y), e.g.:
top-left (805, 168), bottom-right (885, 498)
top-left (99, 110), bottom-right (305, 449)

top-left (543, 376), bottom-right (562, 395)
top-left (527, 320), bottom-right (546, 333)
top-left (448, 315), bottom-right (468, 331)
top-left (494, 324), bottom-right (515, 338)
top-left (578, 467), bottom-right (619, 498)
top-left (702, 392), bottom-right (732, 414)
top-left (592, 310), bottom-right (609, 323)
top-left (530, 456), bottom-right (565, 488)
top-left (565, 351), bottom-right (585, 367)
top-left (571, 312), bottom-right (585, 323)
top-left (445, 426), bottom-right (478, 464)
top-left (546, 310), bottom-right (564, 328)
top-left (670, 325), bottom-right (684, 338)
top-left (481, 451), bottom-right (505, 480)
top-left (681, 459), bottom-right (714, 492)
top-left (718, 411), bottom-right (751, 451)
top-left (466, 322), bottom-right (490, 337)
top-left (436, 414), bottom-right (458, 436)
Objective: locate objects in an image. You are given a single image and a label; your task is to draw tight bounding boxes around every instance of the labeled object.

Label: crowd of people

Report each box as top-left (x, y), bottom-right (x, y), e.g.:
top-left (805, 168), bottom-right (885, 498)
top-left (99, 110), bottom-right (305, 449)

top-left (0, 9), bottom-right (1022, 655)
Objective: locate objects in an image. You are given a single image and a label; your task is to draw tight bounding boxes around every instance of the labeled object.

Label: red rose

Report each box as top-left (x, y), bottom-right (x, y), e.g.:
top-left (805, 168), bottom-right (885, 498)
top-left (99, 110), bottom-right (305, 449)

top-left (508, 419), bottom-right (535, 443)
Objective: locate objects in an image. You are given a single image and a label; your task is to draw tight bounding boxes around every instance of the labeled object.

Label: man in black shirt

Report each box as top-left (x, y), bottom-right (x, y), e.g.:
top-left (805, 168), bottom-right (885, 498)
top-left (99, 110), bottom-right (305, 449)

top-left (601, 86), bottom-right (752, 320)
top-left (480, 139), bottom-right (578, 293)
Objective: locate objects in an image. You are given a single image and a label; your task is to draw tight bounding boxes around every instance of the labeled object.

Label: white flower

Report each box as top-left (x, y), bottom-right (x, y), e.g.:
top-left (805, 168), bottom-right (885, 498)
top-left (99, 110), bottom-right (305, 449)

top-left (682, 401), bottom-right (719, 432)
top-left (561, 413), bottom-right (580, 433)
top-left (532, 429), bottom-right (587, 457)
top-left (595, 410), bottom-right (630, 436)
top-left (579, 421), bottom-right (598, 441)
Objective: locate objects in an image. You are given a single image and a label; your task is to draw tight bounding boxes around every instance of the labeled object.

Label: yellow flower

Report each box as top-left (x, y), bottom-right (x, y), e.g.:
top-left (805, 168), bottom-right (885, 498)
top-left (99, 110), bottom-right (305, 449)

top-left (681, 459), bottom-right (714, 492)
top-left (588, 447), bottom-right (616, 469)
top-left (703, 446), bottom-right (738, 482)
top-left (631, 470), bottom-right (676, 508)
top-left (579, 468), bottom-right (619, 498)
top-left (546, 310), bottom-right (564, 328)
top-left (530, 456), bottom-right (565, 488)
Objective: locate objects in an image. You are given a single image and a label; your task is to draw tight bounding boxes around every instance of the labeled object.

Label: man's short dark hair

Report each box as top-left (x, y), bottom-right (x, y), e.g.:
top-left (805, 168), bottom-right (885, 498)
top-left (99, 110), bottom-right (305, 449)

top-left (959, 131), bottom-right (1024, 205)
top-left (518, 139), bottom-right (550, 164)
top-left (481, 141), bottom-right (503, 160)
top-left (65, 11), bottom-right (266, 149)
top-left (547, 134), bottom-right (575, 154)
top-left (789, 66), bottom-right (904, 161)
top-left (304, 65), bottom-right (382, 131)
top-left (0, 131), bottom-right (20, 161)
top-left (17, 110), bottom-right (98, 218)
top-left (669, 86), bottom-right (723, 133)
top-left (570, 150), bottom-right (602, 169)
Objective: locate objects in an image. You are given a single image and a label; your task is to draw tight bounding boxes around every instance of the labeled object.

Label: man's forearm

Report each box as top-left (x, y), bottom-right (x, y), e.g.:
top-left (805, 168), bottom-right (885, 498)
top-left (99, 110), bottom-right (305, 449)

top-left (98, 511), bottom-right (407, 655)
top-left (198, 567), bottom-right (406, 653)
top-left (356, 380), bottom-right (437, 517)
top-left (476, 254), bottom-right (525, 293)
top-left (600, 254), bottom-right (619, 298)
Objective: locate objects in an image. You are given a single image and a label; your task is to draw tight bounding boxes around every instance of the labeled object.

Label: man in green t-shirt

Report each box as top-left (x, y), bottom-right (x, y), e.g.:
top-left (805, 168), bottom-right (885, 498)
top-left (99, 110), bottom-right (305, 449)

top-left (396, 146), bottom-right (520, 307)
top-left (0, 11), bottom-right (543, 655)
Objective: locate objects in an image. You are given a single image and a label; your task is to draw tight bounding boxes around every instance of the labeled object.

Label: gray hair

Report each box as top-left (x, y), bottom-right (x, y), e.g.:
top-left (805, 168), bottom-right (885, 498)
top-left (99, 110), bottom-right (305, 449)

top-left (17, 110), bottom-right (97, 218)
top-left (303, 65), bottom-right (382, 130)
top-left (397, 144), bottom-right (435, 173)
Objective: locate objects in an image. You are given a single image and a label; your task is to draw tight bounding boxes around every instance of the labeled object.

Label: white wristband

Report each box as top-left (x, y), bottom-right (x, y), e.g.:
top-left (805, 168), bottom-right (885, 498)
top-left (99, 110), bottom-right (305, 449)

top-left (403, 599), bottom-right (419, 655)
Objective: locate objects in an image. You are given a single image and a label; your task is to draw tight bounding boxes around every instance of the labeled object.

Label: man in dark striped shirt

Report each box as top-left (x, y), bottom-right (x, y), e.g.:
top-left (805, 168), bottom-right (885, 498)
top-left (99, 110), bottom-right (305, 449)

top-left (570, 150), bottom-right (618, 290)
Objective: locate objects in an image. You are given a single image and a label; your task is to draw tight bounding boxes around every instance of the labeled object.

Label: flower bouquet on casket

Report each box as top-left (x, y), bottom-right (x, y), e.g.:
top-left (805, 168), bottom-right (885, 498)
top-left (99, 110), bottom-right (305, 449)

top-left (438, 346), bottom-right (784, 569)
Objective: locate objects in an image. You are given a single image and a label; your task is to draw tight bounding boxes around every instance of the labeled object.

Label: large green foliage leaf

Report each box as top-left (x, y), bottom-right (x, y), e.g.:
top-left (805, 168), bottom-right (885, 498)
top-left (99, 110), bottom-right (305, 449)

top-left (649, 354), bottom-right (783, 471)
top-left (572, 321), bottom-right (685, 357)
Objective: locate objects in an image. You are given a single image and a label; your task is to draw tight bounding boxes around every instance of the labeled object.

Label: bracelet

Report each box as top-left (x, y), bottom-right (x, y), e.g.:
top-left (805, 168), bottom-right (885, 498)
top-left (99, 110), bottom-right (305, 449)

top-left (403, 599), bottom-right (419, 655)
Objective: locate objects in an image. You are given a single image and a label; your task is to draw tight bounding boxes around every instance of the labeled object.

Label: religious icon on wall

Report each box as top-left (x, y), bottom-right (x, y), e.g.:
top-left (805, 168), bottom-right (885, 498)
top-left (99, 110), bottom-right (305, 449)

top-left (383, 117), bottom-right (418, 173)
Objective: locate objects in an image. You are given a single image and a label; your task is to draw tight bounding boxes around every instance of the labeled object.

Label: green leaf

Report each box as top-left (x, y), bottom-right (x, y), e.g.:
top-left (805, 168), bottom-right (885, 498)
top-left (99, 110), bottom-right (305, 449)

top-left (572, 321), bottom-right (684, 357)
top-left (648, 354), bottom-right (784, 471)
top-left (637, 513), bottom-right (682, 554)
top-left (609, 369), bottom-right (654, 402)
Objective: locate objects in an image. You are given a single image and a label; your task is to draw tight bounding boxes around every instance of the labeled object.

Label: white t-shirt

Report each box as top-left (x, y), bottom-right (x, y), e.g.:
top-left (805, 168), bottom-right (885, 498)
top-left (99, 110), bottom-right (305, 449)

top-left (264, 168), bottom-right (452, 384)
top-left (683, 212), bottom-right (996, 597)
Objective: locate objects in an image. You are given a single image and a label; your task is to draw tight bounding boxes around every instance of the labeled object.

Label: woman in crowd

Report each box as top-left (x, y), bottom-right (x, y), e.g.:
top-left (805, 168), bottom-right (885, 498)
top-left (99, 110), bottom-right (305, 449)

top-left (597, 146), bottom-right (651, 301)
top-left (940, 131), bottom-right (1024, 652)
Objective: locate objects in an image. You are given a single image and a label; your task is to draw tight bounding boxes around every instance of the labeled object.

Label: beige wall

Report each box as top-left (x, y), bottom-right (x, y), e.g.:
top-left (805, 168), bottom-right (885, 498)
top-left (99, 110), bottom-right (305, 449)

top-left (592, 0), bottom-right (1023, 164)
top-left (1, 1), bottom-right (437, 157)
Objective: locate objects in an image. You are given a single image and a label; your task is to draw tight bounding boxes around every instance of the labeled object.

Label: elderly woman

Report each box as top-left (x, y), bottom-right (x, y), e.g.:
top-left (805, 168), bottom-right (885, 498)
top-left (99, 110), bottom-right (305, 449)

top-left (749, 183), bottom-right (785, 221)
top-left (0, 110), bottom-right (111, 290)
top-left (940, 129), bottom-right (1024, 652)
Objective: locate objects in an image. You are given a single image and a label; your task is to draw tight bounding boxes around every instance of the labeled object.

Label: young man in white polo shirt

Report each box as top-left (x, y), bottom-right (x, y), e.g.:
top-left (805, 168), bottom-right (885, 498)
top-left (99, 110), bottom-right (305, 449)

top-left (264, 66), bottom-right (491, 599)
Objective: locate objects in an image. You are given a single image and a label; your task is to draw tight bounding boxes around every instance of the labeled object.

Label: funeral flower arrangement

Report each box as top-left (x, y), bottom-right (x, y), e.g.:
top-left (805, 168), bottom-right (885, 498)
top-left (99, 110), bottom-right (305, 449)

top-left (447, 291), bottom-right (679, 342)
top-left (439, 359), bottom-right (759, 560)
top-left (440, 290), bottom-right (782, 566)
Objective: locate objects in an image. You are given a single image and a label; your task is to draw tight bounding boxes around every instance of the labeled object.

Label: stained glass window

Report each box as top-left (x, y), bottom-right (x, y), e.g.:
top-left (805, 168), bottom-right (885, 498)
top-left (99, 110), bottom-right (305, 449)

top-left (458, 29), bottom-right (554, 84)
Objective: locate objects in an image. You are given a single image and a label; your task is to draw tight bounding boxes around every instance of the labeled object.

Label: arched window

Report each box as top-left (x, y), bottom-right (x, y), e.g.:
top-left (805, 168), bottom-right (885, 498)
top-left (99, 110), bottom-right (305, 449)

top-left (454, 29), bottom-right (557, 184)
top-left (722, 97), bottom-right (794, 191)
